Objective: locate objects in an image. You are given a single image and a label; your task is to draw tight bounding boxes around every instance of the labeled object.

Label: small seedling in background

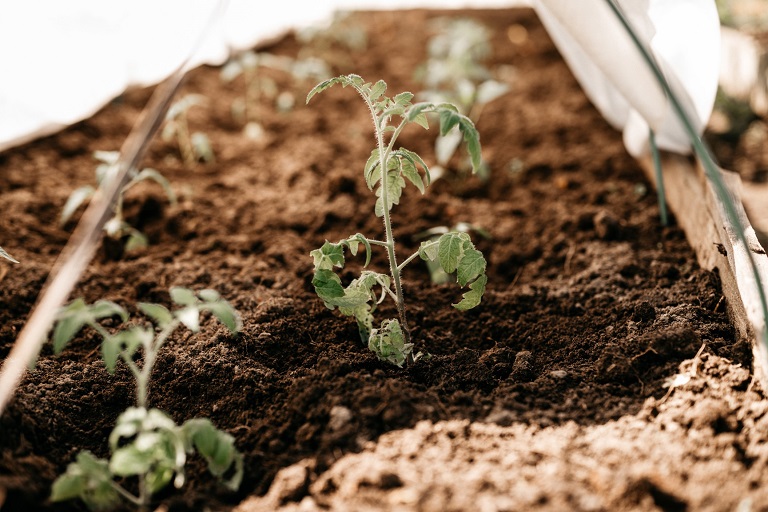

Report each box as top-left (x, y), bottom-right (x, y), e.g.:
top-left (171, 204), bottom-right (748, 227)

top-left (220, 51), bottom-right (279, 139)
top-left (162, 94), bottom-right (215, 166)
top-left (416, 17), bottom-right (510, 180)
top-left (296, 10), bottom-right (368, 55)
top-left (307, 75), bottom-right (488, 367)
top-left (415, 223), bottom-right (491, 284)
top-left (60, 150), bottom-right (176, 252)
top-left (295, 10), bottom-right (368, 70)
top-left (49, 287), bottom-right (243, 510)
top-left (0, 246), bottom-right (18, 263)
top-left (221, 51), bottom-right (330, 139)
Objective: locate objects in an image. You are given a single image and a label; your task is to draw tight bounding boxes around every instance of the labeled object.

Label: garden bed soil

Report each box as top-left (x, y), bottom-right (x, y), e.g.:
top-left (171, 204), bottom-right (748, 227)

top-left (2, 7), bottom-right (768, 512)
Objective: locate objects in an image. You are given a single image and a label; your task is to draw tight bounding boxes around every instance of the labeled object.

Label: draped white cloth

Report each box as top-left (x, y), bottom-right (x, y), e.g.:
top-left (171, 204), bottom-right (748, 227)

top-left (0, 0), bottom-right (719, 157)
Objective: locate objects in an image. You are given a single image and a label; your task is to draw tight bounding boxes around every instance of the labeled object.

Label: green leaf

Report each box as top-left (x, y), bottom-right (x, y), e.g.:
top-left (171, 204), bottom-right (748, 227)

top-left (406, 102), bottom-right (434, 125)
top-left (374, 168), bottom-right (406, 217)
top-left (437, 232), bottom-right (468, 274)
top-left (102, 327), bottom-right (151, 374)
top-left (133, 168), bottom-right (177, 205)
top-left (394, 91), bottom-right (414, 106)
top-left (139, 302), bottom-right (174, 328)
top-left (380, 104), bottom-right (406, 119)
top-left (110, 445), bottom-right (153, 476)
top-left (398, 148), bottom-right (430, 187)
top-left (456, 243), bottom-right (486, 286)
top-left (52, 299), bottom-right (126, 354)
top-left (52, 300), bottom-right (90, 354)
top-left (310, 241), bottom-right (345, 271)
top-left (347, 233), bottom-right (372, 268)
top-left (124, 230), bottom-right (148, 251)
top-left (454, 274), bottom-right (487, 311)
top-left (418, 240), bottom-right (440, 262)
top-left (191, 132), bottom-right (215, 163)
top-left (364, 149), bottom-right (381, 190)
top-left (170, 287), bottom-right (198, 306)
top-left (432, 232), bottom-right (487, 307)
top-left (198, 289), bottom-right (221, 302)
top-left (109, 408), bottom-right (184, 494)
top-left (206, 301), bottom-right (242, 333)
top-left (368, 319), bottom-right (413, 367)
top-left (90, 301), bottom-right (129, 322)
top-left (312, 269), bottom-right (345, 306)
top-left (306, 76), bottom-right (346, 103)
top-left (369, 80), bottom-right (387, 101)
top-left (50, 473), bottom-right (87, 503)
top-left (60, 186), bottom-right (95, 226)
top-left (459, 116), bottom-right (482, 172)
top-left (145, 463), bottom-right (176, 494)
top-left (326, 281), bottom-right (373, 310)
top-left (50, 451), bottom-right (119, 510)
top-left (438, 106), bottom-right (462, 136)
top-left (314, 270), bottom-right (391, 345)
top-left (183, 418), bottom-right (244, 490)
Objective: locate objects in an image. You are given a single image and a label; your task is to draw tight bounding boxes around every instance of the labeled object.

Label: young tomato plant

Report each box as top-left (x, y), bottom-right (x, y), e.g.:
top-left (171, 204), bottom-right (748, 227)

top-left (48, 287), bottom-right (243, 510)
top-left (415, 17), bottom-right (510, 179)
top-left (307, 74), bottom-right (488, 367)
top-left (162, 94), bottom-right (215, 166)
top-left (60, 150), bottom-right (177, 252)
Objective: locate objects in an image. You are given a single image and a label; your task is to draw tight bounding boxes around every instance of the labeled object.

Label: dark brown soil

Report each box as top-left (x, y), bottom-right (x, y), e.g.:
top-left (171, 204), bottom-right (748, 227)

top-left (1, 7), bottom-right (766, 512)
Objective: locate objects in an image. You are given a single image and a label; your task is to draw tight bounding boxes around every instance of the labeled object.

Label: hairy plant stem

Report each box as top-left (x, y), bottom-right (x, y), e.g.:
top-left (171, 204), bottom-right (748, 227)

top-left (110, 480), bottom-right (143, 508)
top-left (177, 113), bottom-right (194, 167)
top-left (135, 320), bottom-right (178, 408)
top-left (90, 321), bottom-right (159, 508)
top-left (365, 92), bottom-right (412, 357)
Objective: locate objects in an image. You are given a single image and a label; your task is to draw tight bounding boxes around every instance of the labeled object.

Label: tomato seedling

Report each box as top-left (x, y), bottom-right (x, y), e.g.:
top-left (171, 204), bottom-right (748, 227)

top-left (416, 17), bottom-right (510, 179)
top-left (162, 94), bottom-right (215, 166)
top-left (49, 287), bottom-right (243, 510)
top-left (307, 74), bottom-right (488, 367)
top-left (60, 150), bottom-right (176, 252)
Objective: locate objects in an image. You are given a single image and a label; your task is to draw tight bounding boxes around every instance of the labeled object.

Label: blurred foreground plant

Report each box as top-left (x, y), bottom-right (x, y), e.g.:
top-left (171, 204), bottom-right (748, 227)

top-left (162, 94), bottom-right (215, 166)
top-left (49, 287), bottom-right (243, 510)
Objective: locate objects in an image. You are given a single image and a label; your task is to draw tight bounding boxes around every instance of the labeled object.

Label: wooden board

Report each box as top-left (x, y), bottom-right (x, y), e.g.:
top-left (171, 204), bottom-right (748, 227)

top-left (640, 154), bottom-right (768, 386)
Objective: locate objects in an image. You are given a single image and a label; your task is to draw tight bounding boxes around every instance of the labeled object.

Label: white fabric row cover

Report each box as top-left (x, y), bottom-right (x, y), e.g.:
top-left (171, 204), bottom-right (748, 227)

top-left (0, 0), bottom-right (719, 158)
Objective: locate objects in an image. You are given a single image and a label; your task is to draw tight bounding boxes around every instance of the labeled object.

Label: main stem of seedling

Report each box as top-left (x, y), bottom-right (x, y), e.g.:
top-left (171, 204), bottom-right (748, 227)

top-left (368, 97), bottom-right (412, 353)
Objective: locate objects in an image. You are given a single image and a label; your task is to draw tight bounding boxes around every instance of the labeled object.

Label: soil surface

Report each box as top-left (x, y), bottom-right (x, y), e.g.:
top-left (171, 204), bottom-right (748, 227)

top-left (1, 7), bottom-right (767, 512)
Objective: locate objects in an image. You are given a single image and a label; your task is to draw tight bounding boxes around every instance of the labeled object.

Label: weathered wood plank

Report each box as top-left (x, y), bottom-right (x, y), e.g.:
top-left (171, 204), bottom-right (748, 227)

top-left (640, 154), bottom-right (768, 386)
